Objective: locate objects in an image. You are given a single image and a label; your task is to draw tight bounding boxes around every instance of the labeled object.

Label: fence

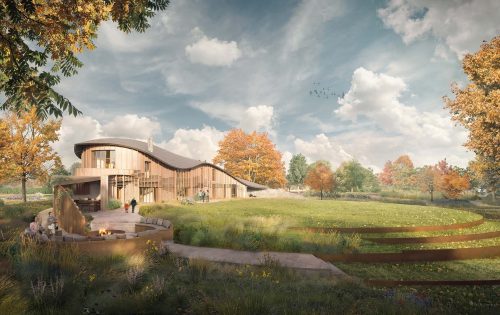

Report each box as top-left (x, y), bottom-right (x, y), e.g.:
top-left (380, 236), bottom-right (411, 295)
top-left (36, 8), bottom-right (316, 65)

top-left (53, 185), bottom-right (86, 235)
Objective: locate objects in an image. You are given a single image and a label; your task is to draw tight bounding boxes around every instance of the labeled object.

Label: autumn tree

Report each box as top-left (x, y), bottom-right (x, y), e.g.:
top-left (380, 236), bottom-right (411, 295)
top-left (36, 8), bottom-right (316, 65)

top-left (378, 161), bottom-right (394, 186)
top-left (415, 165), bottom-right (438, 201)
top-left (0, 109), bottom-right (62, 202)
top-left (392, 155), bottom-right (416, 190)
top-left (0, 0), bottom-right (169, 118)
top-left (304, 161), bottom-right (334, 200)
top-left (435, 159), bottom-right (470, 199)
top-left (286, 153), bottom-right (308, 188)
top-left (213, 129), bottom-right (286, 188)
top-left (444, 36), bottom-right (499, 200)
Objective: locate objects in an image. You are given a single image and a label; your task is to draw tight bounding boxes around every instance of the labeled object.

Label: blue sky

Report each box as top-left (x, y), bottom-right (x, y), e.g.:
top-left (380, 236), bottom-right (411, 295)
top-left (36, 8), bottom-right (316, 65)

top-left (53, 0), bottom-right (500, 171)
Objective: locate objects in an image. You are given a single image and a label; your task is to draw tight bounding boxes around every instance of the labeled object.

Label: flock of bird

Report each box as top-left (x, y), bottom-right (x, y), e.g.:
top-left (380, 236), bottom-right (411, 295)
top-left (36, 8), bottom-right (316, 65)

top-left (309, 82), bottom-right (345, 99)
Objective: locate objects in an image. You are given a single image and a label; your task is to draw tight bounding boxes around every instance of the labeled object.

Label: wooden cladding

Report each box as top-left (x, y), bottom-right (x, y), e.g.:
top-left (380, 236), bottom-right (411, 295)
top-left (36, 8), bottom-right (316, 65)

top-left (78, 145), bottom-right (247, 207)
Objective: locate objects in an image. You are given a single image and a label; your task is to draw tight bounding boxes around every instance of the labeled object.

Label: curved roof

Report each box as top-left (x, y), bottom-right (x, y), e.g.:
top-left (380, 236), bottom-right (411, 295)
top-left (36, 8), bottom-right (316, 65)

top-left (74, 138), bottom-right (267, 190)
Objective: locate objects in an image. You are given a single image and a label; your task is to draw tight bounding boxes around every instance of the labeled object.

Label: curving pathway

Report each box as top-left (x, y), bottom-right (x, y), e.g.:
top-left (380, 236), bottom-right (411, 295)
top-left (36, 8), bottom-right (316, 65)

top-left (163, 241), bottom-right (348, 277)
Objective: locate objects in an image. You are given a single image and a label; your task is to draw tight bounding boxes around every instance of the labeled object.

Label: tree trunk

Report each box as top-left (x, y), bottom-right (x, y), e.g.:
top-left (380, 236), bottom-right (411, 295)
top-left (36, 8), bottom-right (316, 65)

top-left (430, 190), bottom-right (434, 202)
top-left (21, 175), bottom-right (27, 203)
top-left (320, 189), bottom-right (323, 200)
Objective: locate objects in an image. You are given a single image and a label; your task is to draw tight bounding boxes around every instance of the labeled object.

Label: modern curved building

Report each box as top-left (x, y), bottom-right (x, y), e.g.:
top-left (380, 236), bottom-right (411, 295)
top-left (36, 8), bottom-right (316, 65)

top-left (60, 138), bottom-right (266, 210)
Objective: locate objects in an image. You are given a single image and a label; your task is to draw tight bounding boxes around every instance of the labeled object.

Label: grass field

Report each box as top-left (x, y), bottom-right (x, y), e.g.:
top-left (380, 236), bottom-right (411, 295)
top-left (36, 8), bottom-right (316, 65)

top-left (140, 199), bottom-right (487, 253)
top-left (141, 199), bottom-right (481, 228)
top-left (1, 199), bottom-right (499, 314)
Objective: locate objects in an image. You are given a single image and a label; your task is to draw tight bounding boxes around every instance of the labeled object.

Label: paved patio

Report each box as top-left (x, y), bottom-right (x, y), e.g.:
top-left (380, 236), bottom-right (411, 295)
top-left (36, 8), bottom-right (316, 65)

top-left (90, 207), bottom-right (142, 230)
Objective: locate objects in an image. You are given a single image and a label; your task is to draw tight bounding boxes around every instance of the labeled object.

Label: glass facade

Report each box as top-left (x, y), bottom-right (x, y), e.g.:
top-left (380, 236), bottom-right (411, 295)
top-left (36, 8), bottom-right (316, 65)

top-left (92, 150), bottom-right (115, 168)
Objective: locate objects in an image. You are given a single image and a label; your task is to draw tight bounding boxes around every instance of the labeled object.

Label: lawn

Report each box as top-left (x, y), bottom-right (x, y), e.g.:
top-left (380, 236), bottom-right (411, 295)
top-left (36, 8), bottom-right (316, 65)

top-left (140, 199), bottom-right (485, 253)
top-left (141, 199), bottom-right (481, 228)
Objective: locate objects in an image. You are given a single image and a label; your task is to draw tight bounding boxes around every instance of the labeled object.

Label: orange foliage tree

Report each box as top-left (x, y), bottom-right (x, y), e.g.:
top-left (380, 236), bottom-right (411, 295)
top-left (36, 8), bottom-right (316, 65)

top-left (378, 161), bottom-right (394, 186)
top-left (304, 161), bottom-right (334, 200)
top-left (0, 109), bottom-right (62, 202)
top-left (213, 129), bottom-right (286, 188)
top-left (435, 159), bottom-right (470, 199)
top-left (444, 36), bottom-right (499, 199)
top-left (378, 155), bottom-right (416, 189)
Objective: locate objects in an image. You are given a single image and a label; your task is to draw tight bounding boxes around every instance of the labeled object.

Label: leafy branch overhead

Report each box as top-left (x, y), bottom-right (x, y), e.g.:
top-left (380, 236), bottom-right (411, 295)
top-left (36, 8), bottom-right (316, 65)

top-left (0, 0), bottom-right (169, 119)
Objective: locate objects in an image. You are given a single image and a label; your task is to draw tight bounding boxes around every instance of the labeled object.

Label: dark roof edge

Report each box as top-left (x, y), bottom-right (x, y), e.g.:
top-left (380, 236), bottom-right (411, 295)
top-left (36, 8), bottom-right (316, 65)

top-left (74, 138), bottom-right (266, 190)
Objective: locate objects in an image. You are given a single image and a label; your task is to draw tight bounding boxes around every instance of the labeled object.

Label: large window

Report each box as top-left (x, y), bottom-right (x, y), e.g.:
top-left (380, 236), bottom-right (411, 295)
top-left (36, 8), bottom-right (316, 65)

top-left (92, 150), bottom-right (115, 168)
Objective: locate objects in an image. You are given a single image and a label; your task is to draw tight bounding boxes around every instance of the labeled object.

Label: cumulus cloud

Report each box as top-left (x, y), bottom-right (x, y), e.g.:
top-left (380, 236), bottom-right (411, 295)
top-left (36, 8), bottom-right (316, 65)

top-left (336, 67), bottom-right (454, 144)
top-left (185, 34), bottom-right (242, 66)
top-left (52, 116), bottom-right (103, 167)
top-left (102, 114), bottom-right (161, 140)
top-left (294, 134), bottom-right (352, 168)
top-left (159, 126), bottom-right (225, 162)
top-left (378, 0), bottom-right (500, 58)
top-left (238, 105), bottom-right (275, 133)
top-left (189, 102), bottom-right (275, 133)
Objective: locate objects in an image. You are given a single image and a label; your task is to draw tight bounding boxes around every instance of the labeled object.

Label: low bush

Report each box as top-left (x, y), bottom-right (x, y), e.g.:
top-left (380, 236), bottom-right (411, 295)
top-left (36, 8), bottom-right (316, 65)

top-left (106, 199), bottom-right (121, 210)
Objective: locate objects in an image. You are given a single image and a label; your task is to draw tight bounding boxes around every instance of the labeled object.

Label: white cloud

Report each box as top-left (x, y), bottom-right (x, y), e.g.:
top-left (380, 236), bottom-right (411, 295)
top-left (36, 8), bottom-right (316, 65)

top-left (159, 126), bottom-right (225, 163)
top-left (282, 151), bottom-right (294, 173)
top-left (239, 105), bottom-right (275, 133)
top-left (185, 35), bottom-right (242, 66)
top-left (329, 67), bottom-right (472, 169)
top-left (294, 134), bottom-right (352, 168)
top-left (336, 67), bottom-right (453, 144)
top-left (102, 114), bottom-right (161, 140)
top-left (190, 102), bottom-right (275, 133)
top-left (378, 0), bottom-right (500, 58)
top-left (52, 116), bottom-right (103, 167)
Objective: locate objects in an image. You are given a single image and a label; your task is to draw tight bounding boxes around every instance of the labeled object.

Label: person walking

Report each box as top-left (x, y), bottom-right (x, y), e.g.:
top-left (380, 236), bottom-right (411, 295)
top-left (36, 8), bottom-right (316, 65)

top-left (130, 198), bottom-right (138, 213)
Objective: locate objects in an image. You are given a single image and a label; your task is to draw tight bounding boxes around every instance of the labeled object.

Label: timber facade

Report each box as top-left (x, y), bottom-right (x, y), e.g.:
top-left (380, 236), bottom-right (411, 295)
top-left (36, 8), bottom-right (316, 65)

top-left (59, 138), bottom-right (266, 210)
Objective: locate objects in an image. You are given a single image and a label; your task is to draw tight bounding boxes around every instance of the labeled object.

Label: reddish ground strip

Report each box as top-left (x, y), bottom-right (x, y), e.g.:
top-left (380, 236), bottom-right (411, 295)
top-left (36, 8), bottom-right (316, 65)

top-left (365, 279), bottom-right (500, 286)
top-left (365, 230), bottom-right (500, 244)
top-left (291, 218), bottom-right (485, 233)
top-left (316, 245), bottom-right (500, 263)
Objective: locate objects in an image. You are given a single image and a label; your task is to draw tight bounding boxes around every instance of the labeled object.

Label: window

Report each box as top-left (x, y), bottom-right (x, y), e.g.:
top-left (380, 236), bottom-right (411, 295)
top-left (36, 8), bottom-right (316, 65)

top-left (92, 150), bottom-right (115, 168)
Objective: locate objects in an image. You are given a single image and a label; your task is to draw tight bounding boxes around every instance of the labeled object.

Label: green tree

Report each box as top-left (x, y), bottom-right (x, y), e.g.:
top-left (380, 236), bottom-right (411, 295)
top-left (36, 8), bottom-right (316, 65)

top-left (0, 0), bottom-right (169, 118)
top-left (336, 160), bottom-right (366, 192)
top-left (286, 154), bottom-right (308, 188)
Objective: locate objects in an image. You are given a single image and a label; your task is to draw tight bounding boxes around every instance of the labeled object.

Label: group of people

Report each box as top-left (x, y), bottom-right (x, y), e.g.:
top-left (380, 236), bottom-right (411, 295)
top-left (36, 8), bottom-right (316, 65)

top-left (124, 197), bottom-right (138, 213)
top-left (24, 211), bottom-right (58, 242)
top-left (197, 189), bottom-right (210, 203)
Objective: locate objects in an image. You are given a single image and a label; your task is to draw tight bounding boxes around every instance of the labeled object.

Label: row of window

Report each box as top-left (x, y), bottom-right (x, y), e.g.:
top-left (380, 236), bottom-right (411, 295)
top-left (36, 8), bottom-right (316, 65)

top-left (91, 150), bottom-right (152, 172)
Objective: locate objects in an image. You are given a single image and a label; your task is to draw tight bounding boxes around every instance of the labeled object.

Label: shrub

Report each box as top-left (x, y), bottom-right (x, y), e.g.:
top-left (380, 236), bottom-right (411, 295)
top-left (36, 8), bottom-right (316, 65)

top-left (106, 199), bottom-right (121, 210)
top-left (0, 198), bottom-right (4, 206)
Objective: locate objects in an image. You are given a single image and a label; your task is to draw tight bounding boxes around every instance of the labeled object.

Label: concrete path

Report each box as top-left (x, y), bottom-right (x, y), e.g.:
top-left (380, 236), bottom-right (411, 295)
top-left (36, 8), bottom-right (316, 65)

top-left (164, 241), bottom-right (347, 276)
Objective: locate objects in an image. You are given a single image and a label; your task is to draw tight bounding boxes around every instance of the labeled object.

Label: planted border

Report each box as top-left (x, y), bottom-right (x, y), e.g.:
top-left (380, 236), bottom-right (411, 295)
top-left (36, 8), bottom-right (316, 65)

top-left (365, 230), bottom-right (500, 244)
top-left (291, 218), bottom-right (484, 233)
top-left (316, 245), bottom-right (500, 263)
